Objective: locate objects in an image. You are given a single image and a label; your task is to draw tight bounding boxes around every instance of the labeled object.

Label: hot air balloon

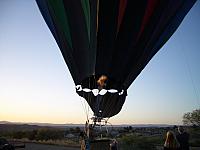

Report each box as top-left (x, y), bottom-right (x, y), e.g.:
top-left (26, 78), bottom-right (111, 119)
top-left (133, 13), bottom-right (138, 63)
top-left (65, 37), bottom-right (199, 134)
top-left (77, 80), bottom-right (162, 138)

top-left (36, 0), bottom-right (196, 123)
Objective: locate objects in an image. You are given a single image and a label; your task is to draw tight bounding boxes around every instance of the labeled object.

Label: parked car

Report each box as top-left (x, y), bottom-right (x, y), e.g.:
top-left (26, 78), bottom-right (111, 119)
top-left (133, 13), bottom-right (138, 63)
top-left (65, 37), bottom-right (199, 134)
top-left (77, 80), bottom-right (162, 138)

top-left (0, 138), bottom-right (15, 150)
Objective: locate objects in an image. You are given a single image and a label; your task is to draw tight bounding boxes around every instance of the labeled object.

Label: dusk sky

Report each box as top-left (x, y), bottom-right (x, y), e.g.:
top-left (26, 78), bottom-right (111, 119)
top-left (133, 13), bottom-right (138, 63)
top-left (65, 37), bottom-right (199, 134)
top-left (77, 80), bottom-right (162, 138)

top-left (0, 1), bottom-right (200, 125)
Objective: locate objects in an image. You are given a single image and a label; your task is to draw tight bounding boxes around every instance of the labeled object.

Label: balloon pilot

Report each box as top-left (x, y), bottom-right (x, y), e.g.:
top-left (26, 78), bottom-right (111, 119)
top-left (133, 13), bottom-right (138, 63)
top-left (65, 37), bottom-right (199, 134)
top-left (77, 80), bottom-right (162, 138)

top-left (93, 75), bottom-right (108, 124)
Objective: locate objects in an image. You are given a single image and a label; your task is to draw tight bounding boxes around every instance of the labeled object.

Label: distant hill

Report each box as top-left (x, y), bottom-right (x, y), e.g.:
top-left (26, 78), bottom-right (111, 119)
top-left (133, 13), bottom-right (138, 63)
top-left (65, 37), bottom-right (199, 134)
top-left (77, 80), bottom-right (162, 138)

top-left (0, 121), bottom-right (173, 129)
top-left (0, 121), bottom-right (84, 131)
top-left (0, 121), bottom-right (13, 124)
top-left (114, 124), bottom-right (174, 128)
top-left (0, 123), bottom-right (43, 132)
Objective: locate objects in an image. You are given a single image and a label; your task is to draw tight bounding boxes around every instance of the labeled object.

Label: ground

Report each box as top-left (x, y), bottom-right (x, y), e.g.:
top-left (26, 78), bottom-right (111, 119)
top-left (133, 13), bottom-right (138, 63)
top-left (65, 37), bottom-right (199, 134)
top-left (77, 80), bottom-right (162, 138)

top-left (23, 143), bottom-right (79, 150)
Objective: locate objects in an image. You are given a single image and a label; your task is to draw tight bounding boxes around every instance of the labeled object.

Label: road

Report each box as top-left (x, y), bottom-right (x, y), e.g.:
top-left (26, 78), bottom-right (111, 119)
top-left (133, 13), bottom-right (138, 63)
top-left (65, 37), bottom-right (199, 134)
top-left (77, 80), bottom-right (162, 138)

top-left (19, 143), bottom-right (79, 150)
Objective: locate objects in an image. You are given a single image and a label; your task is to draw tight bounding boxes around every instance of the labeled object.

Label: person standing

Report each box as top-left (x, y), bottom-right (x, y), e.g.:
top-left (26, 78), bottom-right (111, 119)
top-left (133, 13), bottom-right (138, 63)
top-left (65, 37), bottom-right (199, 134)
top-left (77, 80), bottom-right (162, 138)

top-left (176, 126), bottom-right (190, 150)
top-left (164, 131), bottom-right (180, 150)
top-left (79, 131), bottom-right (86, 150)
top-left (110, 139), bottom-right (118, 150)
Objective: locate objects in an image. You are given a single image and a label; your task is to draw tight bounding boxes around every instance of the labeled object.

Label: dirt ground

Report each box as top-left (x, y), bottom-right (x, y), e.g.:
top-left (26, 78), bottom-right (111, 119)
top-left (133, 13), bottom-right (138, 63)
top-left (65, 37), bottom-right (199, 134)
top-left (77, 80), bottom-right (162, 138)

top-left (20, 143), bottom-right (79, 150)
top-left (19, 143), bottom-right (200, 150)
top-left (156, 146), bottom-right (200, 150)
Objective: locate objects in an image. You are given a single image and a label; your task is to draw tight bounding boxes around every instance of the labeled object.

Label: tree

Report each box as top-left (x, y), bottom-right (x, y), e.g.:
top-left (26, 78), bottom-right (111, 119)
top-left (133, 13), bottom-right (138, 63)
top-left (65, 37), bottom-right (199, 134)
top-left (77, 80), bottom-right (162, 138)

top-left (183, 108), bottom-right (200, 126)
top-left (27, 130), bottom-right (38, 140)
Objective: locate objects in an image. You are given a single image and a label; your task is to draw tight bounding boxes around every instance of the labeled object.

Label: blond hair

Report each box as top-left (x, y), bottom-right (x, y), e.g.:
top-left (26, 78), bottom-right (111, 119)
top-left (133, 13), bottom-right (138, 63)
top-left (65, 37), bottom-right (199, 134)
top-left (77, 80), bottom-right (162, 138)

top-left (164, 131), bottom-right (180, 149)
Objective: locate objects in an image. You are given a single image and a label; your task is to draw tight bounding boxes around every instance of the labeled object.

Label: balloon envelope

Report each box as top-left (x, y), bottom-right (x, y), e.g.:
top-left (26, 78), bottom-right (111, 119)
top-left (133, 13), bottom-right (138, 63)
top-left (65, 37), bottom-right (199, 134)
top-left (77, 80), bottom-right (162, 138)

top-left (36, 0), bottom-right (196, 118)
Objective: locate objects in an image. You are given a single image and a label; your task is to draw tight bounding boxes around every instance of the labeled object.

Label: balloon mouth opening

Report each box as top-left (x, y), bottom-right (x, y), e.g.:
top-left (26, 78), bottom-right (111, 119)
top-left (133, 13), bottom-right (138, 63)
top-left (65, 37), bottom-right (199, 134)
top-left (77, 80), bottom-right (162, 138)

top-left (75, 75), bottom-right (125, 96)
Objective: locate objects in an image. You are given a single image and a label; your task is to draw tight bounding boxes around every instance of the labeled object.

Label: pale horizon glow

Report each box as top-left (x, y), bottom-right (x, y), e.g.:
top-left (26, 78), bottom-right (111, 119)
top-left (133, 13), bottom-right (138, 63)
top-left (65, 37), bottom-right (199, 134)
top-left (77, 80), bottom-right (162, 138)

top-left (0, 1), bottom-right (200, 125)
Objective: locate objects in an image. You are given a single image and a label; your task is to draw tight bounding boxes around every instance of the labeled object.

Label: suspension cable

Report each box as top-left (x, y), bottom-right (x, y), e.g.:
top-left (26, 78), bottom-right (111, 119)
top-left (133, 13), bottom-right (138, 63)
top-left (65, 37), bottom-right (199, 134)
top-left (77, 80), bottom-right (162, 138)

top-left (177, 30), bottom-right (200, 106)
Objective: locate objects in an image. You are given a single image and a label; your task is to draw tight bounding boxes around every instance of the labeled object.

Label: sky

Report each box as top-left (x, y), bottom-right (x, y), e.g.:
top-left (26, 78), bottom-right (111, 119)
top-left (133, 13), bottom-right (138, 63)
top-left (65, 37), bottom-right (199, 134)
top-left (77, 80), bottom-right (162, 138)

top-left (0, 1), bottom-right (200, 125)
